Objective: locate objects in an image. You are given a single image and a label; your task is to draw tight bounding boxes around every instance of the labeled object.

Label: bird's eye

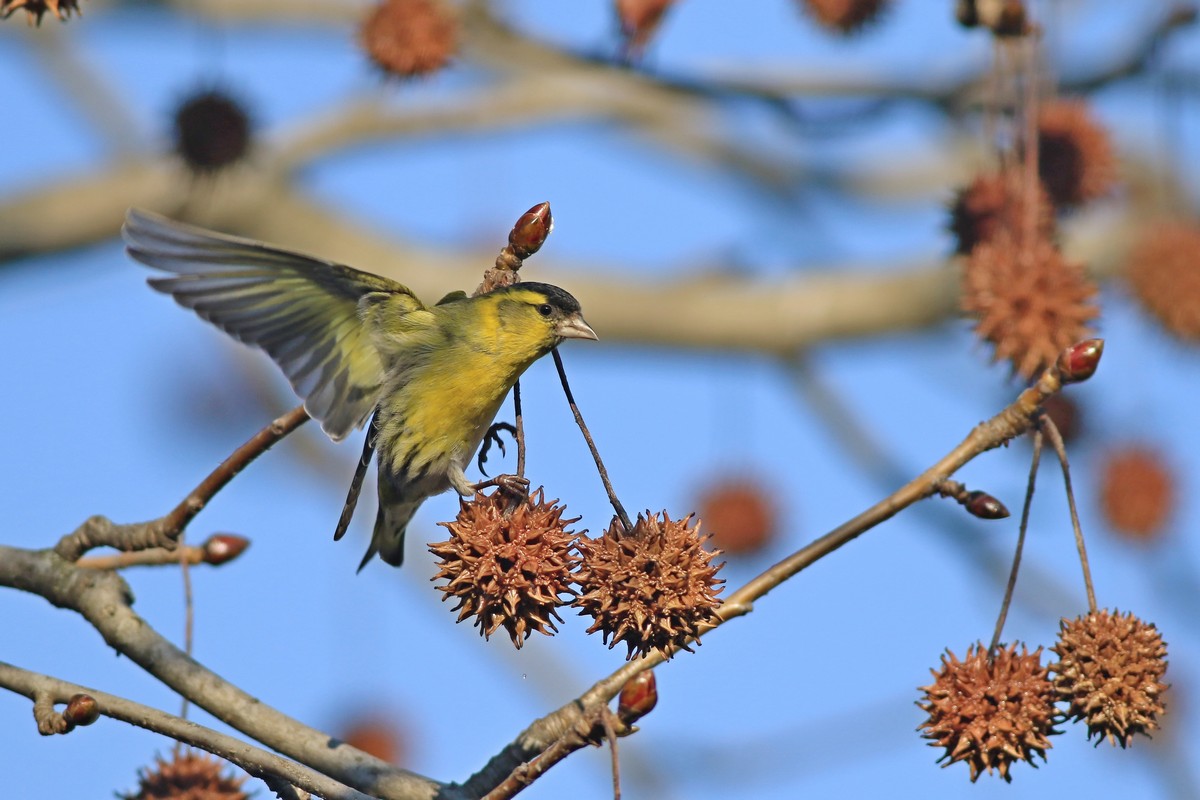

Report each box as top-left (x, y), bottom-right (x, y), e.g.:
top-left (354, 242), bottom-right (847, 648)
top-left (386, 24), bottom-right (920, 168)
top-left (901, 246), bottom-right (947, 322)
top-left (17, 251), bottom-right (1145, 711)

top-left (537, 304), bottom-right (554, 317)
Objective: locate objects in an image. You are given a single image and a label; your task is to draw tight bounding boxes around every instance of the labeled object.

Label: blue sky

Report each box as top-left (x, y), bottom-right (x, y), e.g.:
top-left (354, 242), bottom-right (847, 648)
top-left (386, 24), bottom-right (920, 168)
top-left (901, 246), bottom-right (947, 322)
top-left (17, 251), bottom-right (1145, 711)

top-left (2, 2), bottom-right (1199, 798)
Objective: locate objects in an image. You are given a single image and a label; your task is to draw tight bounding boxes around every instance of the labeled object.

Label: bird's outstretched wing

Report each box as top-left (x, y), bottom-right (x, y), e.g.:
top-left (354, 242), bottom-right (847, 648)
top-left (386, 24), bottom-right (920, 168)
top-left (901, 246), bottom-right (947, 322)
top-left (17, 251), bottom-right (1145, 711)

top-left (123, 209), bottom-right (425, 440)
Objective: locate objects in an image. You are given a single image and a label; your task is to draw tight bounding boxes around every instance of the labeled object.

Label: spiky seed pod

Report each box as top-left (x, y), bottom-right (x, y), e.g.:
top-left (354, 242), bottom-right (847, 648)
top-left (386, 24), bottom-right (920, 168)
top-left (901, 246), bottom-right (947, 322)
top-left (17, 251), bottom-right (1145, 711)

top-left (360, 0), bottom-right (457, 79)
top-left (573, 511), bottom-right (724, 660)
top-left (962, 233), bottom-right (1099, 380)
top-left (1, 0), bottom-right (80, 24)
top-left (948, 172), bottom-right (1052, 256)
top-left (1050, 610), bottom-right (1169, 747)
top-left (697, 479), bottom-right (776, 555)
top-left (1099, 446), bottom-right (1174, 542)
top-left (616, 0), bottom-right (674, 57)
top-left (173, 90), bottom-right (252, 174)
top-left (799, 0), bottom-right (889, 34)
top-left (430, 489), bottom-right (580, 648)
top-left (918, 642), bottom-right (1059, 782)
top-left (119, 746), bottom-right (248, 800)
top-left (1125, 220), bottom-right (1200, 342)
top-left (1036, 100), bottom-right (1117, 209)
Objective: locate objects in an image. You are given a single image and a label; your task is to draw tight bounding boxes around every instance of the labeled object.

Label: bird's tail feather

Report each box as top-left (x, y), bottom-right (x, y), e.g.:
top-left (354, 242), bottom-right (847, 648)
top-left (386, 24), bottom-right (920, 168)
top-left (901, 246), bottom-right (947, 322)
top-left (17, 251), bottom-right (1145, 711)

top-left (335, 412), bottom-right (379, 544)
top-left (359, 495), bottom-right (420, 572)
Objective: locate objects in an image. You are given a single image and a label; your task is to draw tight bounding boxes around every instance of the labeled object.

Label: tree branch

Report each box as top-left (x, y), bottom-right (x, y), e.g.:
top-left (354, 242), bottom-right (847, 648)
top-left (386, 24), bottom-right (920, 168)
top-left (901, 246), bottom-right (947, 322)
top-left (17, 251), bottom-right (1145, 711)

top-left (0, 662), bottom-right (375, 800)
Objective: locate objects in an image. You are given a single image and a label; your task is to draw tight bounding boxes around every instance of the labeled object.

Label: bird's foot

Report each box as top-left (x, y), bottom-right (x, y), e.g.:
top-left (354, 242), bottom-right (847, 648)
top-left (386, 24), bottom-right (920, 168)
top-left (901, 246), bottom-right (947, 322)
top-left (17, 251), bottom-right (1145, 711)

top-left (472, 473), bottom-right (530, 501)
top-left (476, 421), bottom-right (517, 477)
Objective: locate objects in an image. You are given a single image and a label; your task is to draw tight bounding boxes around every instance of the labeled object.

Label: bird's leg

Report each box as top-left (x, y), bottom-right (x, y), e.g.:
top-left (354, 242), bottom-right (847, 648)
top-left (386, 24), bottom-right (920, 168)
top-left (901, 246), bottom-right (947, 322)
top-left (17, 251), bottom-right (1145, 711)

top-left (449, 465), bottom-right (478, 497)
top-left (476, 421), bottom-right (517, 477)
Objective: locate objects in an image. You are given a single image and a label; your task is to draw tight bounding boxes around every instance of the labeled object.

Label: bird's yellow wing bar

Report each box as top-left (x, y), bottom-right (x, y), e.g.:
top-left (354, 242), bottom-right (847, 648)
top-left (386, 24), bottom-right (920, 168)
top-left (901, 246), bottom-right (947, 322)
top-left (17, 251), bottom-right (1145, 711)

top-left (123, 209), bottom-right (424, 441)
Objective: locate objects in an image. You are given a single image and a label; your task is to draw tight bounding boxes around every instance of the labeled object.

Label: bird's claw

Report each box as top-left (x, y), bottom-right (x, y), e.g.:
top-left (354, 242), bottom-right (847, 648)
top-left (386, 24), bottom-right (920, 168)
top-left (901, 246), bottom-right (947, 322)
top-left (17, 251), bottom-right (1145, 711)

top-left (476, 422), bottom-right (518, 477)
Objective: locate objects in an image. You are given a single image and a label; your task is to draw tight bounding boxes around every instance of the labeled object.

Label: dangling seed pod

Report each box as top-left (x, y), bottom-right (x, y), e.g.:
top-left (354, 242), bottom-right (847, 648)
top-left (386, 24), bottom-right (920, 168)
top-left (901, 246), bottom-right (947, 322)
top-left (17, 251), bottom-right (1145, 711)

top-left (696, 478), bottom-right (777, 556)
top-left (1050, 610), bottom-right (1169, 747)
top-left (430, 489), bottom-right (581, 649)
top-left (1035, 100), bottom-right (1117, 210)
top-left (947, 172), bottom-right (1053, 256)
top-left (172, 89), bottom-right (252, 175)
top-left (573, 511), bottom-right (724, 660)
top-left (360, 0), bottom-right (458, 79)
top-left (918, 642), bottom-right (1060, 782)
top-left (961, 232), bottom-right (1098, 380)
top-left (1098, 446), bottom-right (1174, 542)
top-left (1125, 220), bottom-right (1200, 342)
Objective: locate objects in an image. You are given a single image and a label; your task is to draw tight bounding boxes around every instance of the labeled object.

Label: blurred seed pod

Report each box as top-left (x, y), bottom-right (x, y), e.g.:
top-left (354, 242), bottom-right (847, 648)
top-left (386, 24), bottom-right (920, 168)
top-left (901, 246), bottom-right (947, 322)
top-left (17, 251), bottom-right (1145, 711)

top-left (119, 746), bottom-right (248, 800)
top-left (360, 0), bottom-right (458, 79)
top-left (947, 172), bottom-right (1053, 256)
top-left (616, 0), bottom-right (675, 58)
top-left (1099, 445), bottom-right (1175, 542)
top-left (339, 711), bottom-right (409, 765)
top-left (430, 488), bottom-right (580, 648)
top-left (918, 642), bottom-right (1059, 782)
top-left (573, 511), bottom-right (724, 660)
top-left (1039, 394), bottom-right (1081, 443)
top-left (962, 233), bottom-right (1098, 380)
top-left (1050, 610), bottom-right (1168, 747)
top-left (173, 89), bottom-right (253, 175)
top-left (798, 0), bottom-right (889, 35)
top-left (1, 0), bottom-right (80, 24)
top-left (1036, 100), bottom-right (1117, 210)
top-left (696, 478), bottom-right (777, 556)
top-left (1124, 220), bottom-right (1200, 343)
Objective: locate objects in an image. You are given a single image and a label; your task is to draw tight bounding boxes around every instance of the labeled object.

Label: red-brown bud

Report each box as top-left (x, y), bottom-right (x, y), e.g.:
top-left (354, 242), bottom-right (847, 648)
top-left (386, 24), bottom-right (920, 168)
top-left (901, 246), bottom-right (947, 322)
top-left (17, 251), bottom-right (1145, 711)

top-left (964, 491), bottom-right (1010, 520)
top-left (1057, 338), bottom-right (1104, 384)
top-left (617, 670), bottom-right (658, 725)
top-left (63, 694), bottom-right (99, 728)
top-left (508, 202), bottom-right (553, 259)
top-left (202, 533), bottom-right (250, 565)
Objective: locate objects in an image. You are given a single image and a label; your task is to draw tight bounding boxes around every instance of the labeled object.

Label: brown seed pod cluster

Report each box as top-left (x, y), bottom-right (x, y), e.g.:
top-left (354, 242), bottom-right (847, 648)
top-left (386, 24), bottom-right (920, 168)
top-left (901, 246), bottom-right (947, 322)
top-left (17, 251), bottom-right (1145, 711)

top-left (173, 90), bottom-right (252, 175)
top-left (573, 511), bottom-right (724, 660)
top-left (1036, 100), bottom-right (1117, 210)
top-left (799, 0), bottom-right (889, 35)
top-left (430, 489), bottom-right (580, 648)
top-left (948, 172), bottom-right (1053, 256)
top-left (1, 0), bottom-right (79, 24)
top-left (360, 0), bottom-right (458, 79)
top-left (918, 642), bottom-right (1059, 782)
top-left (1050, 610), bottom-right (1168, 747)
top-left (1098, 446), bottom-right (1174, 542)
top-left (119, 746), bottom-right (248, 800)
top-left (962, 233), bottom-right (1098, 380)
top-left (1125, 220), bottom-right (1200, 342)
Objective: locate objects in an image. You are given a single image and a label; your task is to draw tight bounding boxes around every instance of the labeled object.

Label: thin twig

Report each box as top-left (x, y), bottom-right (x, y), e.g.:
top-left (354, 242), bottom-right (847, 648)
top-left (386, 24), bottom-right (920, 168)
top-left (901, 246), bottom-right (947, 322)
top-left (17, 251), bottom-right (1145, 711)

top-left (550, 348), bottom-right (632, 532)
top-left (180, 543), bottom-right (195, 720)
top-left (989, 431), bottom-right (1043, 656)
top-left (78, 545), bottom-right (206, 569)
top-left (160, 405), bottom-right (311, 540)
top-left (603, 711), bottom-right (622, 800)
top-left (513, 380), bottom-right (526, 479)
top-left (1038, 413), bottom-right (1098, 612)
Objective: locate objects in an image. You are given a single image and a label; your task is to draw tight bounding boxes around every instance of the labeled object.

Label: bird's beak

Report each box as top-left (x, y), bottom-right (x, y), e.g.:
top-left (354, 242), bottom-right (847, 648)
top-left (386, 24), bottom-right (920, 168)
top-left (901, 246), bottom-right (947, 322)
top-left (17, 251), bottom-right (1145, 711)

top-left (556, 314), bottom-right (598, 341)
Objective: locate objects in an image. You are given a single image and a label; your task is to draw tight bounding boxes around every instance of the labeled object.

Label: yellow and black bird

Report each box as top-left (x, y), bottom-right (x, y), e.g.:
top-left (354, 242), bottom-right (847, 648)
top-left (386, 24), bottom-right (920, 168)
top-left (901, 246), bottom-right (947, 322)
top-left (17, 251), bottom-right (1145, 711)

top-left (123, 209), bottom-right (597, 570)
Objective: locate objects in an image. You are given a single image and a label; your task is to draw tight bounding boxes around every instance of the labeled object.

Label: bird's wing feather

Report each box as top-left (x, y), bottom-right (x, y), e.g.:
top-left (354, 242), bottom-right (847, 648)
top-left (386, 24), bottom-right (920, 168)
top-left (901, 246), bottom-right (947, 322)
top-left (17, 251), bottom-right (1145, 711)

top-left (123, 209), bottom-right (426, 440)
